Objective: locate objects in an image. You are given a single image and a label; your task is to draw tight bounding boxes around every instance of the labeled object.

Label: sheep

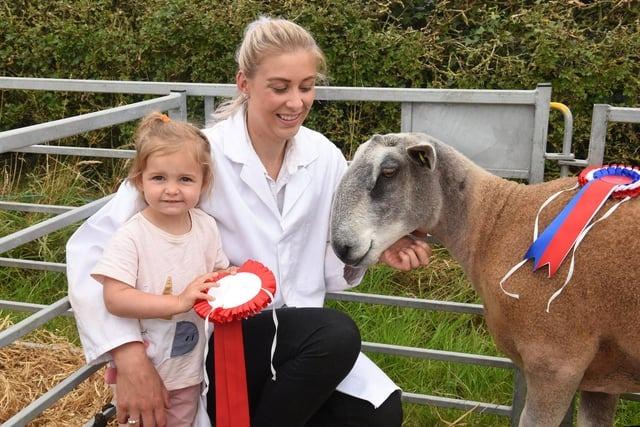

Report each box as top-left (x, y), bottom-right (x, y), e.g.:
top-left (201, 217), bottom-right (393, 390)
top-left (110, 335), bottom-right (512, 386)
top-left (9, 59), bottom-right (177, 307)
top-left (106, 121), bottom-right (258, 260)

top-left (330, 132), bottom-right (640, 427)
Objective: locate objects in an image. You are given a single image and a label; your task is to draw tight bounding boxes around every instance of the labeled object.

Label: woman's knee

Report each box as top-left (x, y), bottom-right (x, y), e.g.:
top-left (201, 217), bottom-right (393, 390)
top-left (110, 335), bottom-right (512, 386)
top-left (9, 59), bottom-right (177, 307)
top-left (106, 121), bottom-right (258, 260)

top-left (315, 308), bottom-right (360, 360)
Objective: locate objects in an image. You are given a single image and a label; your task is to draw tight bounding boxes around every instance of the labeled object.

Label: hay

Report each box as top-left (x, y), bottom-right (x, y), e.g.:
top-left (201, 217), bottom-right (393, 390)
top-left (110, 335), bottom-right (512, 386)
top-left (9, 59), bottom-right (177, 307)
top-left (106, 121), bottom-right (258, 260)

top-left (0, 316), bottom-right (115, 426)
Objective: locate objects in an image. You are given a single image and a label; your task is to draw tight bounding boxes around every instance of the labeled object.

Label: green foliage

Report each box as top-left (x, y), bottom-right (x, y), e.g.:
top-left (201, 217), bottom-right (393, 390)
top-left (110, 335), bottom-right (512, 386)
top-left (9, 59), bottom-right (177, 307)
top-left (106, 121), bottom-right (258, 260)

top-left (1, 0), bottom-right (638, 161)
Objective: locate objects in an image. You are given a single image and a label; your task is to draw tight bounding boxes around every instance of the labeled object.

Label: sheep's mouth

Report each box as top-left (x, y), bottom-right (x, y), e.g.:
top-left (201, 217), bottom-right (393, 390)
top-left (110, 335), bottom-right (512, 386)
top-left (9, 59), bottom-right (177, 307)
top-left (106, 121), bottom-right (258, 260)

top-left (349, 240), bottom-right (375, 267)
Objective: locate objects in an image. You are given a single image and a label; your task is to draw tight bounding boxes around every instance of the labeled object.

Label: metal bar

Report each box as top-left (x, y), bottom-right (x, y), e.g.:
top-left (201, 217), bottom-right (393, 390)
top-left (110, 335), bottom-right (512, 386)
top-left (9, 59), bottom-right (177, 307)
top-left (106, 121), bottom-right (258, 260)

top-left (529, 83), bottom-right (552, 183)
top-left (400, 102), bottom-right (412, 132)
top-left (0, 77), bottom-right (539, 104)
top-left (401, 392), bottom-right (512, 416)
top-left (558, 159), bottom-right (588, 167)
top-left (622, 393), bottom-right (640, 402)
top-left (83, 404), bottom-right (116, 427)
top-left (0, 194), bottom-right (113, 255)
top-left (0, 76), bottom-right (236, 97)
top-left (559, 397), bottom-right (575, 427)
top-left (2, 362), bottom-right (105, 427)
top-left (362, 341), bottom-right (514, 369)
top-left (549, 102), bottom-right (574, 177)
top-left (0, 257), bottom-right (66, 272)
top-left (544, 153), bottom-right (575, 161)
top-left (167, 91), bottom-right (187, 121)
top-left (12, 145), bottom-right (135, 158)
top-left (0, 299), bottom-right (74, 316)
top-left (204, 96), bottom-right (215, 127)
top-left (0, 93), bottom-right (183, 153)
top-left (327, 291), bottom-right (484, 315)
top-left (0, 201), bottom-right (75, 214)
top-left (0, 297), bottom-right (71, 348)
top-left (510, 368), bottom-right (526, 426)
top-left (608, 106), bottom-right (640, 123)
top-left (588, 104), bottom-right (609, 166)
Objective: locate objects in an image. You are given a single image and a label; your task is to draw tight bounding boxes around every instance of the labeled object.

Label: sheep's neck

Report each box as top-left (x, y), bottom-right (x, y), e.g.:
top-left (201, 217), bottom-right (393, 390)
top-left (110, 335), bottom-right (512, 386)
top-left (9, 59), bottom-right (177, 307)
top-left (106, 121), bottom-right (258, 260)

top-left (430, 148), bottom-right (516, 286)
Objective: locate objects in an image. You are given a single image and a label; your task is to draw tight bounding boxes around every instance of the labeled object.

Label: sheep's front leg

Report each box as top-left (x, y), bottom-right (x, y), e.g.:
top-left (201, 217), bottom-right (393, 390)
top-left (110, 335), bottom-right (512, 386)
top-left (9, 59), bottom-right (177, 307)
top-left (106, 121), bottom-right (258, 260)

top-left (518, 363), bottom-right (583, 427)
top-left (576, 391), bottom-right (618, 427)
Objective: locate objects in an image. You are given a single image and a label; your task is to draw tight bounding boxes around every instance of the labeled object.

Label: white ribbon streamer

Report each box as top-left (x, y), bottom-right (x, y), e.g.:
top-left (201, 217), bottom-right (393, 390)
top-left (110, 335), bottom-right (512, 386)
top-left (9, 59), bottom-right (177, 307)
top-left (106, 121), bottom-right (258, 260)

top-left (545, 195), bottom-right (631, 312)
top-left (202, 306), bottom-right (216, 396)
top-left (499, 183), bottom-right (579, 299)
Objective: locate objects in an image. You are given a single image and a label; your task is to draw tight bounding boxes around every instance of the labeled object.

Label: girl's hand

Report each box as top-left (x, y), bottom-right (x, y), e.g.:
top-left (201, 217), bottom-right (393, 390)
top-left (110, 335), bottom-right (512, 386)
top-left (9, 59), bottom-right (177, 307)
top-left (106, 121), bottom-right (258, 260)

top-left (175, 271), bottom-right (220, 313)
top-left (216, 265), bottom-right (239, 275)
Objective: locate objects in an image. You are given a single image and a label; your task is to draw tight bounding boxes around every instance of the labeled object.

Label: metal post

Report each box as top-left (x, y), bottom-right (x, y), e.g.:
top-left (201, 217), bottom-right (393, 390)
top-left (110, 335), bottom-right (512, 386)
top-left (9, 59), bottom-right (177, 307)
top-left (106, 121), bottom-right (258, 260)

top-left (510, 368), bottom-right (527, 426)
top-left (204, 96), bottom-right (216, 127)
top-left (529, 83), bottom-right (552, 183)
top-left (559, 397), bottom-right (575, 426)
top-left (168, 90), bottom-right (187, 121)
top-left (588, 104), bottom-right (609, 166)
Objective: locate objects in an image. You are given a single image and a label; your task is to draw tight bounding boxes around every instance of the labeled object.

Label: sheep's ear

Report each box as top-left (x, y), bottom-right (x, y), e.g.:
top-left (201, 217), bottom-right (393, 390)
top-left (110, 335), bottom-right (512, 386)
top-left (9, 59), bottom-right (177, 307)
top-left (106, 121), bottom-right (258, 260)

top-left (369, 134), bottom-right (383, 144)
top-left (407, 143), bottom-right (436, 170)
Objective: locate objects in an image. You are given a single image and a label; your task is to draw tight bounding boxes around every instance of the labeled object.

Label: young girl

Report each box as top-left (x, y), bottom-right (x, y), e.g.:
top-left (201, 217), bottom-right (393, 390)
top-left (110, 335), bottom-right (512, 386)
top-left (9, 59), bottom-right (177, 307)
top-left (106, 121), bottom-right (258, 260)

top-left (90, 112), bottom-right (231, 427)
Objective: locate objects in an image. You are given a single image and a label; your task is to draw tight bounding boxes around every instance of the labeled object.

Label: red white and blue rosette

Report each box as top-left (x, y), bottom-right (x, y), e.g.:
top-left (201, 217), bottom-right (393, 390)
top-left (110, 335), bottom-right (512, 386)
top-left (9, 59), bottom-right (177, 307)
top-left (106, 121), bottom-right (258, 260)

top-left (579, 164), bottom-right (640, 200)
top-left (500, 164), bottom-right (639, 312)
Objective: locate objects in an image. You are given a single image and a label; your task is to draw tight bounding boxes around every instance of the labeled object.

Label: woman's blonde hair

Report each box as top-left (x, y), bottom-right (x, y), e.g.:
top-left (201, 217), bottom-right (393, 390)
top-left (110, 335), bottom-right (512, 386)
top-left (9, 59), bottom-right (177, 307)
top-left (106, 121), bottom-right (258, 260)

top-left (128, 112), bottom-right (213, 193)
top-left (212, 16), bottom-right (327, 122)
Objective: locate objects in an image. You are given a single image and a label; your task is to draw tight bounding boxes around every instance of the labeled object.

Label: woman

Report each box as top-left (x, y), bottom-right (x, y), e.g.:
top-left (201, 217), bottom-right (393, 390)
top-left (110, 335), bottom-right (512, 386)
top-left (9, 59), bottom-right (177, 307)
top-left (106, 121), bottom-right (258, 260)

top-left (67, 17), bottom-right (430, 427)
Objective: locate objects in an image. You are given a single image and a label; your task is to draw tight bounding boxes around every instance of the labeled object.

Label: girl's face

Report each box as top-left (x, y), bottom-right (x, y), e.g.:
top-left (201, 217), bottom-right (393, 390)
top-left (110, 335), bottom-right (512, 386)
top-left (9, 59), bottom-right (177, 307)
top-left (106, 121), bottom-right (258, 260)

top-left (238, 50), bottom-right (317, 146)
top-left (139, 147), bottom-right (204, 225)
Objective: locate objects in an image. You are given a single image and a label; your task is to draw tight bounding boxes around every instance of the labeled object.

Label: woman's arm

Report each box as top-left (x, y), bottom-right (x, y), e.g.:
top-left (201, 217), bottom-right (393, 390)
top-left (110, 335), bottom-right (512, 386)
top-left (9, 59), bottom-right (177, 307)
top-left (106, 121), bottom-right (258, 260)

top-left (110, 342), bottom-right (170, 427)
top-left (66, 180), bottom-right (146, 364)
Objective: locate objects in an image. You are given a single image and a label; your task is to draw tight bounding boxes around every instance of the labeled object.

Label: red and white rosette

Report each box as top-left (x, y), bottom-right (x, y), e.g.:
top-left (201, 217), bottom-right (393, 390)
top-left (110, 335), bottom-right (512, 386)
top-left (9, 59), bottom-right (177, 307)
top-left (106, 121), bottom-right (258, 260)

top-left (194, 259), bottom-right (276, 323)
top-left (194, 260), bottom-right (277, 427)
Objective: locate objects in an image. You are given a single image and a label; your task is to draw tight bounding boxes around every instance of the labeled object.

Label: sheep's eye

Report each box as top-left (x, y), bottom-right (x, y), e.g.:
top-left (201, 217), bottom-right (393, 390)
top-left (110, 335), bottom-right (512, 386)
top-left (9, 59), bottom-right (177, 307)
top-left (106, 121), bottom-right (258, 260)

top-left (381, 167), bottom-right (396, 178)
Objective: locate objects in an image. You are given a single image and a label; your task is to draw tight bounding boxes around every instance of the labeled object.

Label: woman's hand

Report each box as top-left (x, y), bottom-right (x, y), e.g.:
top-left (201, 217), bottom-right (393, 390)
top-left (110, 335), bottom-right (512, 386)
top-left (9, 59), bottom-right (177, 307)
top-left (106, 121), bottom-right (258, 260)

top-left (378, 235), bottom-right (431, 271)
top-left (112, 342), bottom-right (170, 427)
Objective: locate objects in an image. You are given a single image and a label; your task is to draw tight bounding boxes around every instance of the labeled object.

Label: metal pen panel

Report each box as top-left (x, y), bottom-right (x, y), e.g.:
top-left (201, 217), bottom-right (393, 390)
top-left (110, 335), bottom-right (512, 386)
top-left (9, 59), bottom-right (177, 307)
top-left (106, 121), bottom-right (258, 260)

top-left (0, 195), bottom-right (113, 255)
top-left (0, 92), bottom-right (183, 153)
top-left (0, 297), bottom-right (71, 348)
top-left (1, 363), bottom-right (105, 427)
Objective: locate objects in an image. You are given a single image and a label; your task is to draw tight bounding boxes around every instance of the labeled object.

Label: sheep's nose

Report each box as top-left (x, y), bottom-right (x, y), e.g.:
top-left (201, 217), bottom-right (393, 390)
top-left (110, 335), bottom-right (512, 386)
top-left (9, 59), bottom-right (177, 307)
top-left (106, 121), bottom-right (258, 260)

top-left (332, 242), bottom-right (354, 264)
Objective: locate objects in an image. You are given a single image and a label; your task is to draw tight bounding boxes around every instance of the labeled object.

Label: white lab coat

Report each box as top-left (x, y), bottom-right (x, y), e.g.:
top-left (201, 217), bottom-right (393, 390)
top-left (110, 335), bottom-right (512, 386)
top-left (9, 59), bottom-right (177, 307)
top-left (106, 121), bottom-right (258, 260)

top-left (66, 109), bottom-right (398, 424)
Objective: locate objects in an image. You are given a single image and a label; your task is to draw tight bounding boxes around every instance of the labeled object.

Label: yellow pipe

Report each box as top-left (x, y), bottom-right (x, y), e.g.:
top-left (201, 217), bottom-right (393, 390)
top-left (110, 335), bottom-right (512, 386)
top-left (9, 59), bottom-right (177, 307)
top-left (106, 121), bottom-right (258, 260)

top-left (550, 101), bottom-right (570, 114)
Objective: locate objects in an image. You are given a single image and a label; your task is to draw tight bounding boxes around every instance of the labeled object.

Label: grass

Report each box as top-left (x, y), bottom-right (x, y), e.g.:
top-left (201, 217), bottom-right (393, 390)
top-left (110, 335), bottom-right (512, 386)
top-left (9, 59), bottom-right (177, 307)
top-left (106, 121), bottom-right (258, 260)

top-left (2, 153), bottom-right (640, 426)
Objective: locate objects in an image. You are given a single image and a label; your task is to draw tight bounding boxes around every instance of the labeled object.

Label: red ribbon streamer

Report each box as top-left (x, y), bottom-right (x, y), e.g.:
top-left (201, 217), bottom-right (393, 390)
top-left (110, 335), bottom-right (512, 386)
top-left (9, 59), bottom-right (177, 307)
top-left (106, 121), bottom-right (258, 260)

top-left (536, 179), bottom-right (619, 276)
top-left (214, 321), bottom-right (250, 427)
top-left (193, 260), bottom-right (276, 427)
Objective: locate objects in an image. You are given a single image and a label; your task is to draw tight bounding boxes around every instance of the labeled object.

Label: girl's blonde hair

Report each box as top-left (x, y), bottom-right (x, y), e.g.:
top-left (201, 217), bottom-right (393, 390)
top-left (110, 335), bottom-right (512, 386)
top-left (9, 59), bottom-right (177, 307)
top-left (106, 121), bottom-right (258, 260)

top-left (128, 112), bottom-right (213, 193)
top-left (213, 16), bottom-right (327, 122)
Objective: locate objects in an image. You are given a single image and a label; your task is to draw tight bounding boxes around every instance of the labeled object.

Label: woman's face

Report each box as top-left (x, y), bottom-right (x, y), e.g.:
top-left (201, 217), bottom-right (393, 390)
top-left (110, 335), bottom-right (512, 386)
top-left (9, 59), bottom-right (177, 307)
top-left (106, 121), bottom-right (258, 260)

top-left (238, 50), bottom-right (317, 147)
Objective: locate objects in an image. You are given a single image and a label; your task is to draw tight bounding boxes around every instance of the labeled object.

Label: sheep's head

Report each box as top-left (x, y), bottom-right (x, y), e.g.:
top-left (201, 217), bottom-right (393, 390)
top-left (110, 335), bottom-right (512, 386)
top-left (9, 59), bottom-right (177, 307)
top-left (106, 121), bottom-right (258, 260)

top-left (330, 132), bottom-right (444, 266)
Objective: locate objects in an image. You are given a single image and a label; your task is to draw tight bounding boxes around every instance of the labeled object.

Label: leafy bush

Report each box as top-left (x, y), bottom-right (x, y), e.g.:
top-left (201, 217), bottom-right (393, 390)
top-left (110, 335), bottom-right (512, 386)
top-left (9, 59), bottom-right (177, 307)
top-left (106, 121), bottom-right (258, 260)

top-left (1, 0), bottom-right (638, 164)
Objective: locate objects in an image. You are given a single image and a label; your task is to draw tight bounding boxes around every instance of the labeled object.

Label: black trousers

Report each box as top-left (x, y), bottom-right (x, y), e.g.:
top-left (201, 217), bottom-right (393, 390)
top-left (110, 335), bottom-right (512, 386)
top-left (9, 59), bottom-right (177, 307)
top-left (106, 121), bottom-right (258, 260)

top-left (205, 307), bottom-right (403, 427)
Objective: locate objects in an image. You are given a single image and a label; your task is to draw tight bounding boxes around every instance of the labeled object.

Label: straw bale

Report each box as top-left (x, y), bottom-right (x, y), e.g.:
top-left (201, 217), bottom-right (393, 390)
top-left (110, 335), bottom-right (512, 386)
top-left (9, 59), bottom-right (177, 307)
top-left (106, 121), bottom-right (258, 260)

top-left (0, 316), bottom-right (115, 426)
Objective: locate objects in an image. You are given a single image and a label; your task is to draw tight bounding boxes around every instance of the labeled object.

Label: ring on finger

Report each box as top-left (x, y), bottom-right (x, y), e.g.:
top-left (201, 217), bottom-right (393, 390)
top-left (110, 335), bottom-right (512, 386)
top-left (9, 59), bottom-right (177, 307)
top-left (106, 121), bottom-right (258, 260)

top-left (127, 418), bottom-right (139, 425)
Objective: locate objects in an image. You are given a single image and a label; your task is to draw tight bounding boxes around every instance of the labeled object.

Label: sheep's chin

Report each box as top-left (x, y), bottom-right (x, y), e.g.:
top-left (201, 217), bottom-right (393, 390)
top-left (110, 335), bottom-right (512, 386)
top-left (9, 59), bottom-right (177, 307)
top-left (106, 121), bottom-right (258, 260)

top-left (353, 240), bottom-right (394, 267)
top-left (352, 248), bottom-right (381, 267)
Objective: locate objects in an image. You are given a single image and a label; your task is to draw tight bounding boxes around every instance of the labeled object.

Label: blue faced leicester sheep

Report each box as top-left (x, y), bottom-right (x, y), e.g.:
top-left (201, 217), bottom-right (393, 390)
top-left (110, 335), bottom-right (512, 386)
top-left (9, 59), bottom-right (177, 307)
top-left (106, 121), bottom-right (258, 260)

top-left (330, 133), bottom-right (640, 427)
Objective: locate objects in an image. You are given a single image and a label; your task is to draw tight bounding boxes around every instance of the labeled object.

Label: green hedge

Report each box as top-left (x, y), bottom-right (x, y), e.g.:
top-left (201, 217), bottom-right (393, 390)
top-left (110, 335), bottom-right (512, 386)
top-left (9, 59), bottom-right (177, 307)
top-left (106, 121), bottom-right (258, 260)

top-left (1, 0), bottom-right (639, 164)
